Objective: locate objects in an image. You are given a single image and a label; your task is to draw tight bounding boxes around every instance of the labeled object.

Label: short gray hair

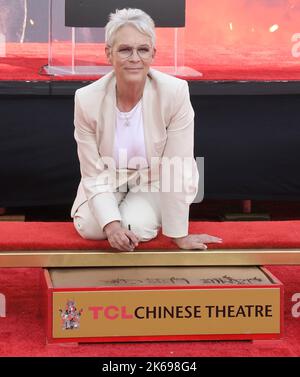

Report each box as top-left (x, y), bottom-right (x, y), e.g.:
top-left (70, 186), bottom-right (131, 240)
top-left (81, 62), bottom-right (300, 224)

top-left (105, 8), bottom-right (156, 47)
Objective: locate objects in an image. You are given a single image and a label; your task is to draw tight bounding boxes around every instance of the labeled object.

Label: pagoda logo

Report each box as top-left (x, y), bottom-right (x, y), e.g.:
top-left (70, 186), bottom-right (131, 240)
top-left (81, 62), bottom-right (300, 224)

top-left (59, 299), bottom-right (83, 330)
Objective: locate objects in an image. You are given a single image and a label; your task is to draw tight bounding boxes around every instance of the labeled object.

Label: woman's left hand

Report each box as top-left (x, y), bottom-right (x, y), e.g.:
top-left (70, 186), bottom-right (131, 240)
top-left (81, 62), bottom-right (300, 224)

top-left (172, 234), bottom-right (223, 250)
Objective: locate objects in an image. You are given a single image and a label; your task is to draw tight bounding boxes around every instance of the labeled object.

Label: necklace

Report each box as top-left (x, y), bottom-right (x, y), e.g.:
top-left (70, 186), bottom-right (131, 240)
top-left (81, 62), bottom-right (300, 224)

top-left (117, 99), bottom-right (141, 127)
top-left (124, 113), bottom-right (130, 127)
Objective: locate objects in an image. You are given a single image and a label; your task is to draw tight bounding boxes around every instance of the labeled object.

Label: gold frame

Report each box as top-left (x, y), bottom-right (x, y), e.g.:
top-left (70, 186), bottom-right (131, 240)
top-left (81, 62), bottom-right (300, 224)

top-left (0, 248), bottom-right (300, 267)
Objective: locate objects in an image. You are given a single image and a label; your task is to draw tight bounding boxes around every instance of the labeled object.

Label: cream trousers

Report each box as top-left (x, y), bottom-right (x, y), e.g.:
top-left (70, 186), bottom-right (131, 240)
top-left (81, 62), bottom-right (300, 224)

top-left (73, 187), bottom-right (162, 242)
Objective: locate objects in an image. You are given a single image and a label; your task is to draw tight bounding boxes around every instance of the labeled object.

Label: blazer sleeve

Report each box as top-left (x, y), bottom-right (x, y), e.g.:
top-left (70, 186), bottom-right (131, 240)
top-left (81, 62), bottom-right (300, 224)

top-left (159, 80), bottom-right (199, 238)
top-left (74, 91), bottom-right (122, 230)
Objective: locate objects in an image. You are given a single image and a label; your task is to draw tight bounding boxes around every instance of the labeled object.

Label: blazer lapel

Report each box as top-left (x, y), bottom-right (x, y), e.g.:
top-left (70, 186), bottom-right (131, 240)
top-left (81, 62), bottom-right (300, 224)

top-left (142, 74), bottom-right (155, 165)
top-left (98, 73), bottom-right (117, 165)
top-left (142, 70), bottom-right (168, 162)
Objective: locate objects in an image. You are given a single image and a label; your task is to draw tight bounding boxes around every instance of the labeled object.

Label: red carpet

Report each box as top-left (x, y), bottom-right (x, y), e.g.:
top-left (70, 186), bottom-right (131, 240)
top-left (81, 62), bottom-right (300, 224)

top-left (0, 265), bottom-right (298, 356)
top-left (2, 0), bottom-right (300, 82)
top-left (0, 221), bottom-right (299, 355)
top-left (1, 220), bottom-right (300, 251)
top-left (1, 42), bottom-right (300, 82)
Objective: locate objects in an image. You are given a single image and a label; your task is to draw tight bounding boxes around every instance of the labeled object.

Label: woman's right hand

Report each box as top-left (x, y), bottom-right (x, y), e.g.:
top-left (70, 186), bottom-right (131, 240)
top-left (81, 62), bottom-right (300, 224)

top-left (103, 221), bottom-right (139, 252)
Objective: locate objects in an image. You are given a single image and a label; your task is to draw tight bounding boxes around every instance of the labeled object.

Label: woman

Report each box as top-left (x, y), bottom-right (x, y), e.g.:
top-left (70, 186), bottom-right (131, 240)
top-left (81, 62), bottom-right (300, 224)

top-left (71, 8), bottom-right (222, 251)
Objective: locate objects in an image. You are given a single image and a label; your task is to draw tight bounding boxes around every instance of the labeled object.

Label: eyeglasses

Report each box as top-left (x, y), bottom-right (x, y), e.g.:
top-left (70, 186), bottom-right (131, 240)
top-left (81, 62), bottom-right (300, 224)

top-left (112, 46), bottom-right (153, 60)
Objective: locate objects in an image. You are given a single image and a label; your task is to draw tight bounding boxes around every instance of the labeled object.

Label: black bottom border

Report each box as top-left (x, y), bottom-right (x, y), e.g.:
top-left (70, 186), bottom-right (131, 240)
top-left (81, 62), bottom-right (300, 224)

top-left (0, 357), bottom-right (298, 375)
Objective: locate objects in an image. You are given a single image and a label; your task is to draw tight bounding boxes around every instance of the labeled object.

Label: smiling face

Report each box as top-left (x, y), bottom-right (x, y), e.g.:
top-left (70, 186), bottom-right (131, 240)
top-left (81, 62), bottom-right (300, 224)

top-left (105, 24), bottom-right (156, 85)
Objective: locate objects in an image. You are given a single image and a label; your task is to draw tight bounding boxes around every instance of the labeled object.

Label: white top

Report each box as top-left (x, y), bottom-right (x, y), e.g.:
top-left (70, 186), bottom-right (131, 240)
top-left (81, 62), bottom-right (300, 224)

top-left (114, 100), bottom-right (149, 170)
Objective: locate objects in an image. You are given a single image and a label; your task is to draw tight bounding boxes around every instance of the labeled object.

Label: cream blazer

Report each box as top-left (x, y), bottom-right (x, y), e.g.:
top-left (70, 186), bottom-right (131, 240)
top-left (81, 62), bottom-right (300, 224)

top-left (71, 68), bottom-right (199, 238)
